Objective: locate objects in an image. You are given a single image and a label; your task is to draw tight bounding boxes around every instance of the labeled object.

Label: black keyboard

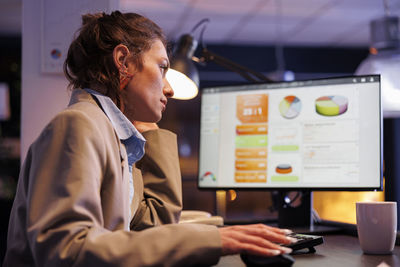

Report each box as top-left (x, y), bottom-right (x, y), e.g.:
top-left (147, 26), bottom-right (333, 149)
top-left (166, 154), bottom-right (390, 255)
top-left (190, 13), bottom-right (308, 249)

top-left (284, 233), bottom-right (324, 253)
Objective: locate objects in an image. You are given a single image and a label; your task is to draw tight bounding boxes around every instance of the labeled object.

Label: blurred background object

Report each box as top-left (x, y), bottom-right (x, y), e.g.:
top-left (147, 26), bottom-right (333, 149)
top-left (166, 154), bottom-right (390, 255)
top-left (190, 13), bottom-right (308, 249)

top-left (355, 0), bottom-right (400, 117)
top-left (0, 83), bottom-right (11, 123)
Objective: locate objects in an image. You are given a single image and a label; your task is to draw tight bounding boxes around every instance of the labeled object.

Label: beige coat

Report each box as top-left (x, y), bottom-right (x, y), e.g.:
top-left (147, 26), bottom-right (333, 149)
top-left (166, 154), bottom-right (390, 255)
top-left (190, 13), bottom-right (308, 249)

top-left (3, 89), bottom-right (221, 267)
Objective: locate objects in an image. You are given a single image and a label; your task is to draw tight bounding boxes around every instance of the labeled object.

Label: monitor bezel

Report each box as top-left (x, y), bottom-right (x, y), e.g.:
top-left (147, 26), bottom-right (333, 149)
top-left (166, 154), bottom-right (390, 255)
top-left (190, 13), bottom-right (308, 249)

top-left (196, 74), bottom-right (383, 191)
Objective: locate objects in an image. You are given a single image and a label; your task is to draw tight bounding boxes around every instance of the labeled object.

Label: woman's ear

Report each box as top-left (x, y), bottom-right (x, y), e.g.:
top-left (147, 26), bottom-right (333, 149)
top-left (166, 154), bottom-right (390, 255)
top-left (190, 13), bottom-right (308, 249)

top-left (113, 44), bottom-right (130, 70)
top-left (114, 44), bottom-right (134, 92)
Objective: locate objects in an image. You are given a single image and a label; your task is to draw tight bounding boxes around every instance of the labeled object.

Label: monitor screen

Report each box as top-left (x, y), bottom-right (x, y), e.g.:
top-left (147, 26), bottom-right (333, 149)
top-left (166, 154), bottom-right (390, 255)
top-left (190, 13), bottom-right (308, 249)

top-left (198, 75), bottom-right (382, 190)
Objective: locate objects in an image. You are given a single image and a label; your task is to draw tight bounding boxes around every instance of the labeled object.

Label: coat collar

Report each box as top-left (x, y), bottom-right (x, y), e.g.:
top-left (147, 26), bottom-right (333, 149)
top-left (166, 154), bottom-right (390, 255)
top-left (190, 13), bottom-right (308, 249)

top-left (68, 88), bottom-right (98, 106)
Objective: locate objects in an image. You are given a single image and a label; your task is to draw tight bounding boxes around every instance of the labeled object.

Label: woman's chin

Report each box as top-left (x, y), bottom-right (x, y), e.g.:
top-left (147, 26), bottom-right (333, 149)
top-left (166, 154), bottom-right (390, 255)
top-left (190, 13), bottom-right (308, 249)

top-left (135, 114), bottom-right (162, 123)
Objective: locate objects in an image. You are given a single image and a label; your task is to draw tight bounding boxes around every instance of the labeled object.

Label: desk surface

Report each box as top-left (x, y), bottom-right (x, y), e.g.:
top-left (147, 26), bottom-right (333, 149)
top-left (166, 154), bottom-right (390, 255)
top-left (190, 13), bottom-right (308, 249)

top-left (215, 234), bottom-right (400, 267)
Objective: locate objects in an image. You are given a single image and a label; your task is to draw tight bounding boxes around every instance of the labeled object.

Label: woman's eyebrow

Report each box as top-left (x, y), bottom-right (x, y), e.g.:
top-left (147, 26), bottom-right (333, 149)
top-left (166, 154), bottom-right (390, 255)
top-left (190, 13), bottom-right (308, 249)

top-left (161, 57), bottom-right (170, 68)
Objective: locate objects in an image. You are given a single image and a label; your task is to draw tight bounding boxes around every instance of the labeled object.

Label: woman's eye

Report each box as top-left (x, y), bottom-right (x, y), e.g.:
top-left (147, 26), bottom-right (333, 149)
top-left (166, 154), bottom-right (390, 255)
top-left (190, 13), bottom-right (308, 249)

top-left (159, 65), bottom-right (168, 74)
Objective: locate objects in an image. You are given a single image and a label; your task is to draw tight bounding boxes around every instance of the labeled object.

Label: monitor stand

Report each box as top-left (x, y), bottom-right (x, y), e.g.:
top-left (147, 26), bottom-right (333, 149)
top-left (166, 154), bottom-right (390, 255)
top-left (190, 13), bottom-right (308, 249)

top-left (276, 190), bottom-right (341, 234)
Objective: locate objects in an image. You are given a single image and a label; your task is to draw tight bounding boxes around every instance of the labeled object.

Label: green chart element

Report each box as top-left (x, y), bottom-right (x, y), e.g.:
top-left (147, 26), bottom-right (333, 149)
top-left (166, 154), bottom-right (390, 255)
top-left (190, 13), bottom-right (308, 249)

top-left (271, 176), bottom-right (299, 182)
top-left (271, 145), bottom-right (299, 152)
top-left (235, 135), bottom-right (268, 147)
top-left (315, 95), bottom-right (348, 116)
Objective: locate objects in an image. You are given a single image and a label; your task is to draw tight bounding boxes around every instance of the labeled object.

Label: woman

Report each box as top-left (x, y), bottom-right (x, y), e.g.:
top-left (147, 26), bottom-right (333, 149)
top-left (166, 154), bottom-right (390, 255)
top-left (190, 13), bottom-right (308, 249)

top-left (3, 11), bottom-right (294, 267)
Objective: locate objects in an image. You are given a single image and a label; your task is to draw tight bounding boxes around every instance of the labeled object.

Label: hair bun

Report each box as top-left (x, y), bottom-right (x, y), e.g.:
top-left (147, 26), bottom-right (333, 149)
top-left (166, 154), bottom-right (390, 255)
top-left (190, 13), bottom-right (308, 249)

top-left (82, 13), bottom-right (105, 25)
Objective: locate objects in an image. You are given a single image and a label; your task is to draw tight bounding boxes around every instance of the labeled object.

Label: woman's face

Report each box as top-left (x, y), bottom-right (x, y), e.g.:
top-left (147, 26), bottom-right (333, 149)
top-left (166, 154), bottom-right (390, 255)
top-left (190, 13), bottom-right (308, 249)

top-left (121, 39), bottom-right (173, 123)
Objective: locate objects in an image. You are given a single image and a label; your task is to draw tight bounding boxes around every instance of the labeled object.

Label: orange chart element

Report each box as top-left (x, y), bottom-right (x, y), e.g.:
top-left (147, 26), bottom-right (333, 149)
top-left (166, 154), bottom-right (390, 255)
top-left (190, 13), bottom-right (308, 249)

top-left (275, 164), bottom-right (293, 174)
top-left (235, 160), bottom-right (267, 171)
top-left (236, 124), bottom-right (268, 135)
top-left (236, 94), bottom-right (268, 123)
top-left (235, 172), bottom-right (267, 183)
top-left (235, 148), bottom-right (267, 159)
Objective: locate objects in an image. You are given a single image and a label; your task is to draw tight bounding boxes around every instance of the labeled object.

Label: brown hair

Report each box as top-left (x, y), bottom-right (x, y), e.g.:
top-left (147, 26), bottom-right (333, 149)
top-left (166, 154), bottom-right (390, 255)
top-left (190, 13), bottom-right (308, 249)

top-left (64, 11), bottom-right (167, 107)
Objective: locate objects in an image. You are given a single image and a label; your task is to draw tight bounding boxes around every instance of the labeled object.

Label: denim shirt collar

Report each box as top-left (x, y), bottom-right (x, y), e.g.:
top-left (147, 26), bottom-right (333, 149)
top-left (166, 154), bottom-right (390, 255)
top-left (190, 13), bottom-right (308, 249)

top-left (84, 89), bottom-right (146, 169)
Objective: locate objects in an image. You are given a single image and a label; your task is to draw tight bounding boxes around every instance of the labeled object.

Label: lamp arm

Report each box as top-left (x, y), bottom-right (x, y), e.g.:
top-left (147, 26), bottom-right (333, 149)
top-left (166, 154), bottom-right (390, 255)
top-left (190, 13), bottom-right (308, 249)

top-left (201, 48), bottom-right (273, 83)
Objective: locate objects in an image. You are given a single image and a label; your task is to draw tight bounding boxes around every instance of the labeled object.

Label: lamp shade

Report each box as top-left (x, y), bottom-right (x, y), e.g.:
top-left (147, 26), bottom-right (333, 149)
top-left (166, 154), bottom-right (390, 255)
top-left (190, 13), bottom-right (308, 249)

top-left (168, 34), bottom-right (199, 100)
top-left (355, 16), bottom-right (400, 118)
top-left (356, 50), bottom-right (400, 117)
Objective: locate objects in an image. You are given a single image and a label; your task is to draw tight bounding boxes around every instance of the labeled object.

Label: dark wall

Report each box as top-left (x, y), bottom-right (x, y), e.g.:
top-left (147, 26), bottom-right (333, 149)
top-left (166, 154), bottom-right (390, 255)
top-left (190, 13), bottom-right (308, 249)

top-left (0, 35), bottom-right (21, 263)
top-left (198, 44), bottom-right (368, 74)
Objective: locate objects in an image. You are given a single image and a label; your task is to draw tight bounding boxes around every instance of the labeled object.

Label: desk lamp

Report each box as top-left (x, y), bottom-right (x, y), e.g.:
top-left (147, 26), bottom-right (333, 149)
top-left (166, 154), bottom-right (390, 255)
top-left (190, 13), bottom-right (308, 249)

top-left (167, 33), bottom-right (199, 100)
top-left (168, 19), bottom-right (273, 100)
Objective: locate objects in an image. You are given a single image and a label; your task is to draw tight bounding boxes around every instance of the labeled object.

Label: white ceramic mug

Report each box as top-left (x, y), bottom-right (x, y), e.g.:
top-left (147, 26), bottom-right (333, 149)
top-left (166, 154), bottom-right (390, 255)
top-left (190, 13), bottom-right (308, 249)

top-left (356, 201), bottom-right (397, 254)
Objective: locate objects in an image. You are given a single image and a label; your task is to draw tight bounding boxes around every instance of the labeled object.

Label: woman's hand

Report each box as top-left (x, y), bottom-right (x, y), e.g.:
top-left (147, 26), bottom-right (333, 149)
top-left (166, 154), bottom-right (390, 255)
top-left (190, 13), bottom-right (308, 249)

top-left (218, 224), bottom-right (296, 256)
top-left (132, 121), bottom-right (159, 133)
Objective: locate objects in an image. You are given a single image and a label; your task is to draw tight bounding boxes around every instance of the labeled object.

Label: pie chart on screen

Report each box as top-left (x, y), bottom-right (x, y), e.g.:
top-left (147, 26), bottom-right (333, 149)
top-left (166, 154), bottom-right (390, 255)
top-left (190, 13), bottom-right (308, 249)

top-left (276, 164), bottom-right (293, 174)
top-left (200, 171), bottom-right (216, 182)
top-left (279, 95), bottom-right (302, 119)
top-left (315, 96), bottom-right (348, 116)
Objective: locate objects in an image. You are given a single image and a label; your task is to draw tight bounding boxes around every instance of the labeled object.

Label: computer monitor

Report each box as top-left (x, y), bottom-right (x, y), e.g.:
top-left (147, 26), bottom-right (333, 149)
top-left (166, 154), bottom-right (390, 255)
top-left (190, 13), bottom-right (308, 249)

top-left (198, 75), bottom-right (382, 229)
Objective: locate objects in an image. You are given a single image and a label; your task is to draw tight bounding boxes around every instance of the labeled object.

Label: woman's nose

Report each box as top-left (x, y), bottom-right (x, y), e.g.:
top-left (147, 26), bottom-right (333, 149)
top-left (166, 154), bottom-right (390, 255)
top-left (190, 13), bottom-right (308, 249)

top-left (163, 78), bottom-right (174, 98)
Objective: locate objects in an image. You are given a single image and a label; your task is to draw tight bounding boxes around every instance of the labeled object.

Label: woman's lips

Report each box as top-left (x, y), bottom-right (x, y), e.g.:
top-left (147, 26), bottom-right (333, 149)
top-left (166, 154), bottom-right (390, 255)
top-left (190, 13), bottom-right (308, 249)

top-left (161, 99), bottom-right (167, 112)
